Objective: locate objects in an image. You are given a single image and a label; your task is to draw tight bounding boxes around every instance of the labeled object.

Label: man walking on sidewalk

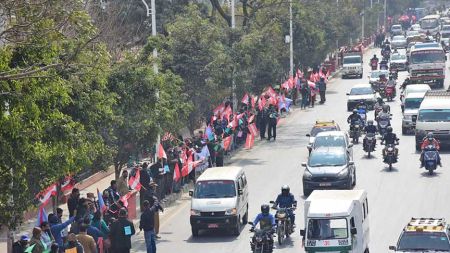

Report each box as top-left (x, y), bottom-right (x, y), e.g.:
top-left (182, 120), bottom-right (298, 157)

top-left (110, 208), bottom-right (135, 253)
top-left (139, 200), bottom-right (162, 253)
top-left (318, 77), bottom-right (327, 104)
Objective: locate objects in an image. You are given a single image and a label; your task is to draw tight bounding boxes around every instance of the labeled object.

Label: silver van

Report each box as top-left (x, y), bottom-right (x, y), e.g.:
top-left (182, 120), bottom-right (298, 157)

top-left (189, 166), bottom-right (249, 236)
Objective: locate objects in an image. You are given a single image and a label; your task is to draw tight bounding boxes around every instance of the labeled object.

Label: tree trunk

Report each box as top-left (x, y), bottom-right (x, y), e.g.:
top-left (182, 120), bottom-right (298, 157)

top-left (114, 162), bottom-right (122, 180)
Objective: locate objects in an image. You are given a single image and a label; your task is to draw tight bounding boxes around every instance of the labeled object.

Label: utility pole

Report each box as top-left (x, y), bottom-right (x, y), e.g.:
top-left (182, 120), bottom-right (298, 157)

top-left (371, 0), bottom-right (373, 8)
top-left (384, 0), bottom-right (387, 29)
top-left (289, 0), bottom-right (293, 77)
top-left (231, 0), bottom-right (236, 113)
top-left (362, 11), bottom-right (365, 40)
top-left (377, 0), bottom-right (380, 29)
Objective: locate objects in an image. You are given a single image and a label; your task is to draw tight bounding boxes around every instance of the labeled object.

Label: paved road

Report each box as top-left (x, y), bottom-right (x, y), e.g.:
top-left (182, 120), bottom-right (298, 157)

top-left (131, 47), bottom-right (450, 253)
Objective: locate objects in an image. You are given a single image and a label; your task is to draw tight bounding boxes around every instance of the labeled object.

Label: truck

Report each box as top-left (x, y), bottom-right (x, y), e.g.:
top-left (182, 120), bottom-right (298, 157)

top-left (419, 14), bottom-right (441, 36)
top-left (300, 190), bottom-right (370, 253)
top-left (415, 91), bottom-right (450, 151)
top-left (342, 51), bottom-right (363, 79)
top-left (409, 43), bottom-right (446, 88)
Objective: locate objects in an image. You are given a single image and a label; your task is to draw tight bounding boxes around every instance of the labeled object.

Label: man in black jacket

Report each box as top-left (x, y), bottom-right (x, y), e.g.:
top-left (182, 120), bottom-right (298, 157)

top-left (139, 200), bottom-right (163, 253)
top-left (67, 188), bottom-right (80, 217)
top-left (109, 208), bottom-right (135, 253)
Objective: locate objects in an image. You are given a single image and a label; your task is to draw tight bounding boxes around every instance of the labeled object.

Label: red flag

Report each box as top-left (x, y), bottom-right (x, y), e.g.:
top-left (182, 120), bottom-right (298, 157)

top-left (258, 96), bottom-right (266, 111)
top-left (293, 75), bottom-right (298, 88)
top-left (98, 237), bottom-right (105, 253)
top-left (241, 93), bottom-right (249, 104)
top-left (248, 123), bottom-right (258, 137)
top-left (223, 106), bottom-right (232, 121)
top-left (213, 103), bottom-right (225, 115)
top-left (128, 169), bottom-right (141, 191)
top-left (120, 192), bottom-right (133, 208)
top-left (250, 96), bottom-right (256, 109)
top-left (173, 163), bottom-right (181, 182)
top-left (248, 114), bottom-right (255, 124)
top-left (281, 80), bottom-right (290, 90)
top-left (265, 87), bottom-right (277, 98)
top-left (36, 183), bottom-right (57, 206)
top-left (268, 96), bottom-right (277, 106)
top-left (297, 69), bottom-right (304, 79)
top-left (245, 133), bottom-right (255, 149)
top-left (223, 136), bottom-right (232, 151)
top-left (288, 76), bottom-right (295, 89)
top-left (158, 144), bottom-right (167, 159)
top-left (60, 176), bottom-right (75, 192)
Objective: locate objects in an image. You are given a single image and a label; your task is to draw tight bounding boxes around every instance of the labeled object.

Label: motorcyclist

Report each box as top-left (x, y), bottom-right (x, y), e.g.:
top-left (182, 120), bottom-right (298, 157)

top-left (387, 75), bottom-right (396, 87)
top-left (370, 54), bottom-right (379, 69)
top-left (251, 204), bottom-right (276, 247)
top-left (420, 144), bottom-right (442, 168)
top-left (381, 126), bottom-right (399, 162)
top-left (363, 120), bottom-right (377, 150)
top-left (379, 59), bottom-right (388, 70)
top-left (347, 109), bottom-right (363, 128)
top-left (273, 185), bottom-right (297, 227)
top-left (420, 132), bottom-right (442, 168)
top-left (401, 77), bottom-right (410, 90)
top-left (356, 102), bottom-right (367, 125)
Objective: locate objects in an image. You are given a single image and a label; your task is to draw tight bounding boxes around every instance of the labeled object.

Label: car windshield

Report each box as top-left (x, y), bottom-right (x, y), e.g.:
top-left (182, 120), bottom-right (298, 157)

top-left (420, 19), bottom-right (439, 29)
top-left (397, 232), bottom-right (450, 251)
top-left (343, 56), bottom-right (361, 64)
top-left (314, 136), bottom-right (346, 148)
top-left (393, 36), bottom-right (405, 41)
top-left (442, 26), bottom-right (450, 31)
top-left (391, 54), bottom-right (406, 60)
top-left (411, 50), bottom-right (445, 64)
top-left (307, 219), bottom-right (348, 240)
top-left (308, 150), bottom-right (346, 167)
top-left (418, 109), bottom-right (450, 122)
top-left (311, 126), bottom-right (337, 136)
top-left (350, 87), bottom-right (373, 95)
top-left (194, 180), bottom-right (236, 198)
top-left (404, 98), bottom-right (423, 109)
top-left (443, 33), bottom-right (450, 38)
top-left (407, 31), bottom-right (420, 36)
top-left (371, 71), bottom-right (388, 78)
top-left (392, 25), bottom-right (402, 30)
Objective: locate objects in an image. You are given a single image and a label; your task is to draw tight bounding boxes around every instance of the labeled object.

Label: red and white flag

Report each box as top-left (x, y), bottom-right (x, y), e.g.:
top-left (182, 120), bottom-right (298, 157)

top-left (258, 96), bottom-right (266, 111)
top-left (158, 143), bottom-right (167, 159)
top-left (120, 192), bottom-right (133, 208)
top-left (213, 103), bottom-right (225, 115)
top-left (173, 163), bottom-right (181, 182)
top-left (223, 136), bottom-right (232, 151)
top-left (181, 151), bottom-right (191, 177)
top-left (36, 183), bottom-right (57, 206)
top-left (241, 93), bottom-right (249, 104)
top-left (60, 176), bottom-right (75, 192)
top-left (248, 123), bottom-right (258, 137)
top-left (223, 106), bottom-right (232, 121)
top-left (245, 133), bottom-right (255, 149)
top-left (128, 169), bottom-right (141, 191)
top-left (265, 87), bottom-right (277, 98)
top-left (250, 96), bottom-right (256, 109)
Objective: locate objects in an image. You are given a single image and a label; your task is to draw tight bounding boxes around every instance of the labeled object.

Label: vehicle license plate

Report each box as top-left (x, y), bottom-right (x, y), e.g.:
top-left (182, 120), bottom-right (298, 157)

top-left (319, 183), bottom-right (332, 187)
top-left (208, 224), bottom-right (219, 228)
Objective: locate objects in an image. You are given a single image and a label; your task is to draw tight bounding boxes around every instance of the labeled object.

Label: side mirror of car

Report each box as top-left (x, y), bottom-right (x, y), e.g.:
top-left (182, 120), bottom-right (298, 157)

top-left (301, 162), bottom-right (307, 167)
top-left (269, 201), bottom-right (275, 204)
top-left (248, 222), bottom-right (254, 226)
top-left (238, 189), bottom-right (243, 195)
top-left (300, 229), bottom-right (305, 236)
top-left (351, 227), bottom-right (357, 235)
top-left (348, 143), bottom-right (353, 148)
top-left (346, 93), bottom-right (350, 95)
top-left (306, 134), bottom-right (311, 137)
top-left (189, 190), bottom-right (194, 197)
top-left (349, 161), bottom-right (355, 166)
top-left (389, 246), bottom-right (397, 251)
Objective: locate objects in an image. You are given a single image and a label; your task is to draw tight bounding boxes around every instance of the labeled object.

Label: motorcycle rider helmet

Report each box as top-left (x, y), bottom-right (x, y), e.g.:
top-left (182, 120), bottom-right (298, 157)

top-left (382, 105), bottom-right (389, 113)
top-left (427, 132), bottom-right (434, 141)
top-left (377, 97), bottom-right (384, 104)
top-left (368, 120), bottom-right (374, 125)
top-left (281, 185), bottom-right (290, 195)
top-left (373, 54), bottom-right (377, 58)
top-left (387, 126), bottom-right (393, 133)
top-left (261, 204), bottom-right (270, 215)
top-left (352, 109), bottom-right (358, 115)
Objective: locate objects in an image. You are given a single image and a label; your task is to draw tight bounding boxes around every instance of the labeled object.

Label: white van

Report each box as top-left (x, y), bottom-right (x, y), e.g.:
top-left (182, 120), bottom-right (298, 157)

top-left (300, 190), bottom-right (370, 253)
top-left (189, 166), bottom-right (249, 236)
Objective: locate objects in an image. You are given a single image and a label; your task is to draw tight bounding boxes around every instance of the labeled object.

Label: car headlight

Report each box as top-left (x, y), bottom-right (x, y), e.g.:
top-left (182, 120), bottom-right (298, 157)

top-left (303, 169), bottom-right (313, 179)
top-left (225, 208), bottom-right (237, 216)
top-left (403, 115), bottom-right (412, 120)
top-left (190, 209), bottom-right (201, 216)
top-left (337, 169), bottom-right (349, 179)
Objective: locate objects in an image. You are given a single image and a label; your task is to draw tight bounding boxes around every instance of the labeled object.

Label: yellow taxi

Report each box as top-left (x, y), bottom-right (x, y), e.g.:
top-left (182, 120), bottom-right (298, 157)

top-left (306, 120), bottom-right (340, 153)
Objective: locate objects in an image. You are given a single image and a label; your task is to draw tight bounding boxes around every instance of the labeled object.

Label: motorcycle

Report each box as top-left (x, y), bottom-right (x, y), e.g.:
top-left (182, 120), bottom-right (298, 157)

top-left (370, 59), bottom-right (378, 70)
top-left (383, 144), bottom-right (397, 170)
top-left (380, 62), bottom-right (389, 70)
top-left (349, 123), bottom-right (361, 144)
top-left (423, 149), bottom-right (439, 175)
top-left (270, 201), bottom-right (294, 245)
top-left (363, 133), bottom-right (376, 157)
top-left (248, 222), bottom-right (274, 253)
top-left (377, 114), bottom-right (390, 136)
top-left (385, 85), bottom-right (395, 102)
top-left (389, 68), bottom-right (398, 80)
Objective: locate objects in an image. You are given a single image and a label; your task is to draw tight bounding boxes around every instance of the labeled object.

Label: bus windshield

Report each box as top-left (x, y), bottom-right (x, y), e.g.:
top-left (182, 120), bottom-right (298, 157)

top-left (404, 98), bottom-right (423, 109)
top-left (343, 56), bottom-right (361, 64)
top-left (411, 51), bottom-right (445, 64)
top-left (420, 19), bottom-right (439, 29)
top-left (307, 218), bottom-right (348, 240)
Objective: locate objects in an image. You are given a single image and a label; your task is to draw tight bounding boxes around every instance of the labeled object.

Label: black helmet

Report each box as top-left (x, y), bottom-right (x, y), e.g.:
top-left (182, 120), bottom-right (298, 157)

top-left (373, 54), bottom-right (377, 58)
top-left (387, 126), bottom-right (393, 133)
top-left (427, 132), bottom-right (434, 140)
top-left (261, 204), bottom-right (270, 215)
top-left (281, 185), bottom-right (290, 195)
top-left (352, 109), bottom-right (358, 114)
top-left (377, 97), bottom-right (383, 103)
top-left (382, 105), bottom-right (389, 112)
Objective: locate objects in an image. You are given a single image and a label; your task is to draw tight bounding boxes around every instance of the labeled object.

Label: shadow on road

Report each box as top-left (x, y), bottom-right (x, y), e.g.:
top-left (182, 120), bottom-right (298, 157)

top-left (275, 236), bottom-right (295, 249)
top-left (420, 170), bottom-right (442, 178)
top-left (185, 225), bottom-right (248, 243)
top-left (234, 158), bottom-right (267, 167)
top-left (380, 166), bottom-right (399, 173)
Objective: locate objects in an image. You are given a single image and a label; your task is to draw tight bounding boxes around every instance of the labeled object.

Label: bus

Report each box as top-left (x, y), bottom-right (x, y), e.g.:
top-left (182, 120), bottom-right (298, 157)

top-left (420, 15), bottom-right (441, 36)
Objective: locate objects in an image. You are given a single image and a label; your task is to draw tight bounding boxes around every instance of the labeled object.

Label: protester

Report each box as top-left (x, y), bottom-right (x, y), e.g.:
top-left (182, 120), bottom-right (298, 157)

top-left (317, 77), bottom-right (327, 104)
top-left (257, 105), bottom-right (268, 140)
top-left (68, 188), bottom-right (80, 217)
top-left (76, 224), bottom-right (97, 253)
top-left (64, 233), bottom-right (84, 253)
top-left (39, 221), bottom-right (54, 249)
top-left (27, 227), bottom-right (45, 253)
top-left (139, 200), bottom-right (162, 253)
top-left (109, 208), bottom-right (135, 253)
top-left (13, 234), bottom-right (30, 253)
top-left (48, 213), bottom-right (75, 249)
top-left (82, 217), bottom-right (104, 243)
top-left (116, 170), bottom-right (129, 197)
top-left (300, 79), bottom-right (310, 109)
top-left (91, 211), bottom-right (110, 236)
top-left (309, 81), bottom-right (317, 108)
top-left (106, 181), bottom-right (120, 205)
top-left (50, 243), bottom-right (59, 253)
top-left (139, 163), bottom-right (151, 207)
top-left (267, 104), bottom-right (278, 141)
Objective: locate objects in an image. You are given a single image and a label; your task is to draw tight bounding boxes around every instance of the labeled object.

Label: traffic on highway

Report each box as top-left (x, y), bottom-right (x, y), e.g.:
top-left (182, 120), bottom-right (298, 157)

top-left (150, 8), bottom-right (450, 253)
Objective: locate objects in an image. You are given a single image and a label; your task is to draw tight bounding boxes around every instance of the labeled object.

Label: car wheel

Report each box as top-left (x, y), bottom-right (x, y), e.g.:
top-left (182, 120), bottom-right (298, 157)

top-left (347, 105), bottom-right (352, 111)
top-left (233, 216), bottom-right (241, 236)
top-left (242, 205), bottom-right (249, 224)
top-left (352, 170), bottom-right (357, 187)
top-left (192, 227), bottom-right (199, 237)
top-left (303, 187), bottom-right (312, 197)
top-left (402, 127), bottom-right (407, 135)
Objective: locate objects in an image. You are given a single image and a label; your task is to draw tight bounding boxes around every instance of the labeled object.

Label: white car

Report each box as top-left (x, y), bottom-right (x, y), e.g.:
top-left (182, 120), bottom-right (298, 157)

top-left (346, 84), bottom-right (378, 111)
top-left (400, 84), bottom-right (431, 104)
top-left (390, 53), bottom-right (408, 71)
top-left (391, 35), bottom-right (407, 49)
top-left (391, 24), bottom-right (403, 36)
top-left (410, 24), bottom-right (421, 31)
top-left (368, 70), bottom-right (389, 85)
top-left (402, 92), bottom-right (426, 134)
